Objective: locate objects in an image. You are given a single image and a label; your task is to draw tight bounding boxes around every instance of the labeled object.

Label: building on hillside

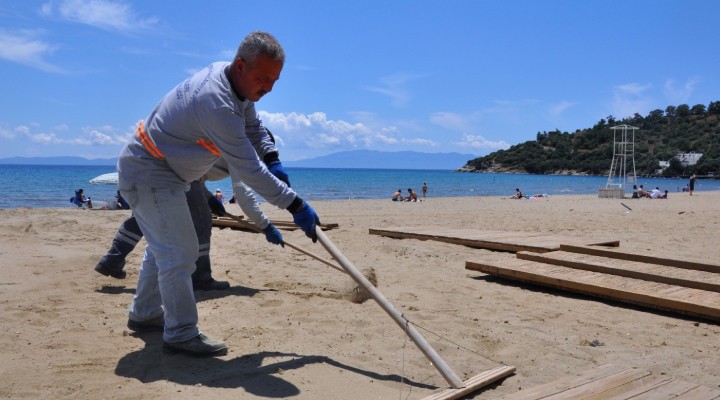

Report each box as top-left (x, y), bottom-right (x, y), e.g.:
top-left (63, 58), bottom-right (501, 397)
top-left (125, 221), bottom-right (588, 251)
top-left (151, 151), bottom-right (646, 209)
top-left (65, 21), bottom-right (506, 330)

top-left (675, 152), bottom-right (702, 167)
top-left (656, 152), bottom-right (703, 174)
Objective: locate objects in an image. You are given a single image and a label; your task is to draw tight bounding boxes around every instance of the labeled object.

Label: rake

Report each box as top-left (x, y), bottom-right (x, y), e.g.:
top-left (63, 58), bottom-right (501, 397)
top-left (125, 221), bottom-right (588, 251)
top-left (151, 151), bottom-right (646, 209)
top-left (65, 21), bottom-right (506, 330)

top-left (314, 227), bottom-right (515, 399)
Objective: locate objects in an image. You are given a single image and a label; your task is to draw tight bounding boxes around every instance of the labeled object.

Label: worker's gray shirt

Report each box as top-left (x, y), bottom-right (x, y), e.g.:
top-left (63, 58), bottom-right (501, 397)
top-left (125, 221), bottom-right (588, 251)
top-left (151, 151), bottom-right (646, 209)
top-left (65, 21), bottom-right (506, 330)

top-left (205, 159), bottom-right (271, 229)
top-left (118, 62), bottom-right (295, 209)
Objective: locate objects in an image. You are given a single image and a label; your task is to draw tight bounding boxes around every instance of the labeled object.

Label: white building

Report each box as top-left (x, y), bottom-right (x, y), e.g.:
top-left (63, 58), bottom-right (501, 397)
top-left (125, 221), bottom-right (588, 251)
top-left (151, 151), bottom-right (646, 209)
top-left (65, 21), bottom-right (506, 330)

top-left (656, 152), bottom-right (702, 174)
top-left (675, 152), bottom-right (702, 167)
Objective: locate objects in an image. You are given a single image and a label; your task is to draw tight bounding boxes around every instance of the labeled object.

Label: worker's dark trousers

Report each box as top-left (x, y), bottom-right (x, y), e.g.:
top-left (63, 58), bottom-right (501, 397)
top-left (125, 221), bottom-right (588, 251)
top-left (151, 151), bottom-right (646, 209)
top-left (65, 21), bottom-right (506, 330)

top-left (96, 181), bottom-right (214, 283)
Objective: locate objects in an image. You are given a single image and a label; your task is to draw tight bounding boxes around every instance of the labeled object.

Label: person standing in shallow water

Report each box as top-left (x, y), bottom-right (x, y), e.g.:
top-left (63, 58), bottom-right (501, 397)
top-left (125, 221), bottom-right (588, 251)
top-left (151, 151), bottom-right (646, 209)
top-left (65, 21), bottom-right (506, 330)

top-left (422, 182), bottom-right (427, 199)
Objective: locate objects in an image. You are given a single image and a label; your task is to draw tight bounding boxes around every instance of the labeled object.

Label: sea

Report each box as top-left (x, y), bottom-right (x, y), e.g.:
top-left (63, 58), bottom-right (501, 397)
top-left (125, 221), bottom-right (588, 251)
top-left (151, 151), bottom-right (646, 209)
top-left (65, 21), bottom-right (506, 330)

top-left (1, 164), bottom-right (716, 209)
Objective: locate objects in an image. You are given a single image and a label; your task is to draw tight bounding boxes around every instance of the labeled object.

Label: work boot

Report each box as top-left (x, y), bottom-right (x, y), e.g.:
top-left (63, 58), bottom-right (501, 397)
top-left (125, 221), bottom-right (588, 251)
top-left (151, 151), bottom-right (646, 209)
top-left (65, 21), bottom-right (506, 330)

top-left (94, 262), bottom-right (127, 279)
top-left (193, 279), bottom-right (230, 291)
top-left (127, 315), bottom-right (165, 332)
top-left (163, 334), bottom-right (227, 357)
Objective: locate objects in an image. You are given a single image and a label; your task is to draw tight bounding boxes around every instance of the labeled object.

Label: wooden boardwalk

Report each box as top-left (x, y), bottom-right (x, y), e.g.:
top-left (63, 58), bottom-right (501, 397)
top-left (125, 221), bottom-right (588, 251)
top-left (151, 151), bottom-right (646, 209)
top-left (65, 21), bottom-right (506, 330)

top-left (466, 256), bottom-right (720, 322)
top-left (516, 250), bottom-right (720, 293)
top-left (369, 227), bottom-right (619, 253)
top-left (493, 364), bottom-right (720, 399)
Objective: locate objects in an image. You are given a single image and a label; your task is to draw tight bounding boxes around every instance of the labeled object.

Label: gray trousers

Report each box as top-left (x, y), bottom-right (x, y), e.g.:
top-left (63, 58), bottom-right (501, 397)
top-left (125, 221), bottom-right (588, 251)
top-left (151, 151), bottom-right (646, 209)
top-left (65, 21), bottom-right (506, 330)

top-left (96, 181), bottom-right (214, 284)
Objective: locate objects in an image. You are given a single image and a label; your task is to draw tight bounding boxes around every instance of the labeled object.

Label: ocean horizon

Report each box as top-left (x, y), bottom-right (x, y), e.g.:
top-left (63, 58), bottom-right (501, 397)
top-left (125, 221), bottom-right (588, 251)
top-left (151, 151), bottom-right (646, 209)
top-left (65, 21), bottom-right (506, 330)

top-left (1, 164), bottom-right (716, 210)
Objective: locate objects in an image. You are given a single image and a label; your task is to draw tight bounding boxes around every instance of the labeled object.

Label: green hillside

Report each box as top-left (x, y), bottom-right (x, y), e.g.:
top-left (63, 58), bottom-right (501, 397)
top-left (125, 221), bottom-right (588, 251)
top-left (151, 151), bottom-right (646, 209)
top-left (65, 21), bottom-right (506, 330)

top-left (462, 101), bottom-right (720, 177)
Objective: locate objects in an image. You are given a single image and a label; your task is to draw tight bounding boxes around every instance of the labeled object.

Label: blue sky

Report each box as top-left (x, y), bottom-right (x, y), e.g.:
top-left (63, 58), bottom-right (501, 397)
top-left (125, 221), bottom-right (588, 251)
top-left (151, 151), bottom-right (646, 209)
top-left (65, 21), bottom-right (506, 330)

top-left (1, 1), bottom-right (718, 161)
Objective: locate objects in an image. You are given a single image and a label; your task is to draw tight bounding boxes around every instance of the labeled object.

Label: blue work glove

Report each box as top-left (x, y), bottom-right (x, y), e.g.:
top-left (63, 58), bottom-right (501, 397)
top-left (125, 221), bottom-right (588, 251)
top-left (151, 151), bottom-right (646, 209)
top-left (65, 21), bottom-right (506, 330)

top-left (267, 161), bottom-right (291, 187)
top-left (291, 201), bottom-right (320, 242)
top-left (207, 196), bottom-right (226, 216)
top-left (263, 223), bottom-right (284, 247)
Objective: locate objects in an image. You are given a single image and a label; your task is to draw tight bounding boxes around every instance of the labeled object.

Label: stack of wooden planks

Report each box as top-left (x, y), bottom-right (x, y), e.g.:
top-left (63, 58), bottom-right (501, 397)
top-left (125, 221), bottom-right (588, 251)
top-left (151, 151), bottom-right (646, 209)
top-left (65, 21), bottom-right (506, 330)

top-left (467, 244), bottom-right (720, 322)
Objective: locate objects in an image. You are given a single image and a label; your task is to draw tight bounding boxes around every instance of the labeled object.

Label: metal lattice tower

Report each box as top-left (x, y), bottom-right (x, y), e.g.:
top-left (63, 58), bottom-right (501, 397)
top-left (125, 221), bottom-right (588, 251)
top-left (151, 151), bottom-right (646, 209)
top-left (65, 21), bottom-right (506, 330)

top-left (606, 124), bottom-right (638, 192)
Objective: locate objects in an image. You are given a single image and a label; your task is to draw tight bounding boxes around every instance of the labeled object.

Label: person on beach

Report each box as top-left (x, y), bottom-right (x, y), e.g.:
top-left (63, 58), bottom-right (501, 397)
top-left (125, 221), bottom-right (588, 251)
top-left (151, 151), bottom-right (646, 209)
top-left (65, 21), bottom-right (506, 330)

top-left (392, 188), bottom-right (404, 201)
top-left (405, 188), bottom-right (418, 202)
top-left (115, 190), bottom-right (130, 210)
top-left (70, 188), bottom-right (93, 209)
top-left (511, 187), bottom-right (523, 199)
top-left (689, 174), bottom-right (696, 195)
top-left (421, 182), bottom-right (427, 199)
top-left (95, 165), bottom-right (284, 289)
top-left (117, 31), bottom-right (320, 357)
top-left (650, 187), bottom-right (662, 199)
top-left (214, 189), bottom-right (225, 203)
top-left (637, 185), bottom-right (650, 198)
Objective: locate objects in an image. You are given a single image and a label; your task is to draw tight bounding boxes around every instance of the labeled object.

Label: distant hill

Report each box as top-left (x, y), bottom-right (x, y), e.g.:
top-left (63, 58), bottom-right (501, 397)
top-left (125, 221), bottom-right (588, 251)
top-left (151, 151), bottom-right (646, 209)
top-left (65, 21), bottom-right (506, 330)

top-left (284, 150), bottom-right (478, 170)
top-left (0, 156), bottom-right (118, 166)
top-left (462, 100), bottom-right (720, 177)
top-left (0, 151), bottom-right (478, 170)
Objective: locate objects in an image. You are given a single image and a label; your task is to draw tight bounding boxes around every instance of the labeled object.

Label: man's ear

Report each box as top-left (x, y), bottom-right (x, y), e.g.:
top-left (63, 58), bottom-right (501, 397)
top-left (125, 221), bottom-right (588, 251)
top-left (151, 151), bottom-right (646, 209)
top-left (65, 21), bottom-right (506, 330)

top-left (235, 58), bottom-right (248, 73)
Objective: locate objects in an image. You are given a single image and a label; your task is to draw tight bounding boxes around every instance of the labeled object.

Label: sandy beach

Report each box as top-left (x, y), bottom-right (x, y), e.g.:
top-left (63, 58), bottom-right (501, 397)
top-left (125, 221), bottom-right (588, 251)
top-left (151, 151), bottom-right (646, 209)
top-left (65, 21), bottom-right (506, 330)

top-left (1, 192), bottom-right (718, 399)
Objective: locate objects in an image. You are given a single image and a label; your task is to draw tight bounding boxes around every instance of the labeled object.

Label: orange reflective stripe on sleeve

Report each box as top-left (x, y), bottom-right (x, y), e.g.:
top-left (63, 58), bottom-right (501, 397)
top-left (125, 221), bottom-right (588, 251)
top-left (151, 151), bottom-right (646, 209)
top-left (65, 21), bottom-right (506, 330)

top-left (136, 121), bottom-right (165, 159)
top-left (196, 138), bottom-right (221, 156)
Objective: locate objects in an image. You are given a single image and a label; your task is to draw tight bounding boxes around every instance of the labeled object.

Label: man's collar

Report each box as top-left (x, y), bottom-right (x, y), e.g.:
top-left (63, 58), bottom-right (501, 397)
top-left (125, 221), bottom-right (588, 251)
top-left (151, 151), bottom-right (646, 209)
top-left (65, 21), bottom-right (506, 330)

top-left (224, 64), bottom-right (246, 102)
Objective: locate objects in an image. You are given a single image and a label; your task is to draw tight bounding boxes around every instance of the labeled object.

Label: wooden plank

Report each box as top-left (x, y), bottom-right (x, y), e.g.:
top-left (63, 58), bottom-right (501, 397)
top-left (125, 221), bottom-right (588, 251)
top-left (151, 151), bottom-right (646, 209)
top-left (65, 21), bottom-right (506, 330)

top-left (674, 385), bottom-right (720, 400)
top-left (560, 244), bottom-right (720, 274)
top-left (212, 216), bottom-right (338, 232)
top-left (421, 365), bottom-right (516, 400)
top-left (582, 375), bottom-right (675, 400)
top-left (465, 258), bottom-right (720, 321)
top-left (493, 364), bottom-right (635, 400)
top-left (369, 228), bottom-right (619, 253)
top-left (536, 368), bottom-right (652, 399)
top-left (493, 365), bottom-right (720, 400)
top-left (517, 251), bottom-right (720, 293)
top-left (629, 380), bottom-right (700, 399)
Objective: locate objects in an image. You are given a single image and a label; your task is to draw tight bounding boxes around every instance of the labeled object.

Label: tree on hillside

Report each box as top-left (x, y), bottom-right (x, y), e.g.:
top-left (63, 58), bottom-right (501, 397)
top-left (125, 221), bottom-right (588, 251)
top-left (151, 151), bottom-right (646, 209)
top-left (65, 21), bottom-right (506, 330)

top-left (663, 157), bottom-right (685, 177)
top-left (708, 101), bottom-right (720, 115)
top-left (676, 104), bottom-right (690, 117)
top-left (691, 104), bottom-right (707, 116)
top-left (461, 100), bottom-right (720, 177)
top-left (647, 109), bottom-right (664, 121)
top-left (665, 105), bottom-right (676, 117)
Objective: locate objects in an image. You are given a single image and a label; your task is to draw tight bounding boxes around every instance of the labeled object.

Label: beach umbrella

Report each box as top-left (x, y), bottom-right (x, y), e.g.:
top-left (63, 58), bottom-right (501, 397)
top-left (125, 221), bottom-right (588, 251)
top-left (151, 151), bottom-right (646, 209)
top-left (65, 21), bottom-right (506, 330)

top-left (89, 172), bottom-right (118, 185)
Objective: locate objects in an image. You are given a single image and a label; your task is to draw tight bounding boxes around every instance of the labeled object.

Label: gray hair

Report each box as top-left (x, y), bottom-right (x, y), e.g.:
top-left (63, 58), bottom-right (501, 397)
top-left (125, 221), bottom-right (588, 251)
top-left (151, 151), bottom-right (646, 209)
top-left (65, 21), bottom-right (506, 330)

top-left (235, 31), bottom-right (285, 65)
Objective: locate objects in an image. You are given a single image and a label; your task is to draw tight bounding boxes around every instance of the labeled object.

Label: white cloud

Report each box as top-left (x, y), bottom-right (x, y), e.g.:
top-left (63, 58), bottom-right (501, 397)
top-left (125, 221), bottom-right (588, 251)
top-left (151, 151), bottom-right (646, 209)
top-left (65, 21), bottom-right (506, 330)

top-left (28, 132), bottom-right (61, 144)
top-left (14, 123), bottom-right (130, 146)
top-left (455, 133), bottom-right (510, 150)
top-left (0, 30), bottom-right (62, 72)
top-left (41, 0), bottom-right (158, 33)
top-left (549, 101), bottom-right (576, 116)
top-left (611, 82), bottom-right (654, 119)
top-left (88, 129), bottom-right (118, 145)
top-left (429, 112), bottom-right (470, 131)
top-left (664, 78), bottom-right (700, 104)
top-left (614, 83), bottom-right (650, 96)
top-left (0, 127), bottom-right (16, 139)
top-left (364, 73), bottom-right (427, 108)
top-left (260, 111), bottom-right (372, 135)
top-left (402, 137), bottom-right (437, 146)
top-left (259, 111), bottom-right (407, 150)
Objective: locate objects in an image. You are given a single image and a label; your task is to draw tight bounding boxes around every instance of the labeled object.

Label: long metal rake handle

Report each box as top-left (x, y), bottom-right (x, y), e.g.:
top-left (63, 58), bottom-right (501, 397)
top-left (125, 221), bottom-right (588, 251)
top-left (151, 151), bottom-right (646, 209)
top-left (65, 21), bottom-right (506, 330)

top-left (315, 226), bottom-right (465, 389)
top-left (222, 212), bottom-right (346, 275)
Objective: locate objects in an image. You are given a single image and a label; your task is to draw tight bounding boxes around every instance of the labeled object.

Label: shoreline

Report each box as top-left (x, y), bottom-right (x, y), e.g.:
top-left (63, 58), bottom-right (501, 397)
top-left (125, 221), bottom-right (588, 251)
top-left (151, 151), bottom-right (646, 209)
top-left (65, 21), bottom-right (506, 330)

top-left (4, 189), bottom-right (720, 211)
